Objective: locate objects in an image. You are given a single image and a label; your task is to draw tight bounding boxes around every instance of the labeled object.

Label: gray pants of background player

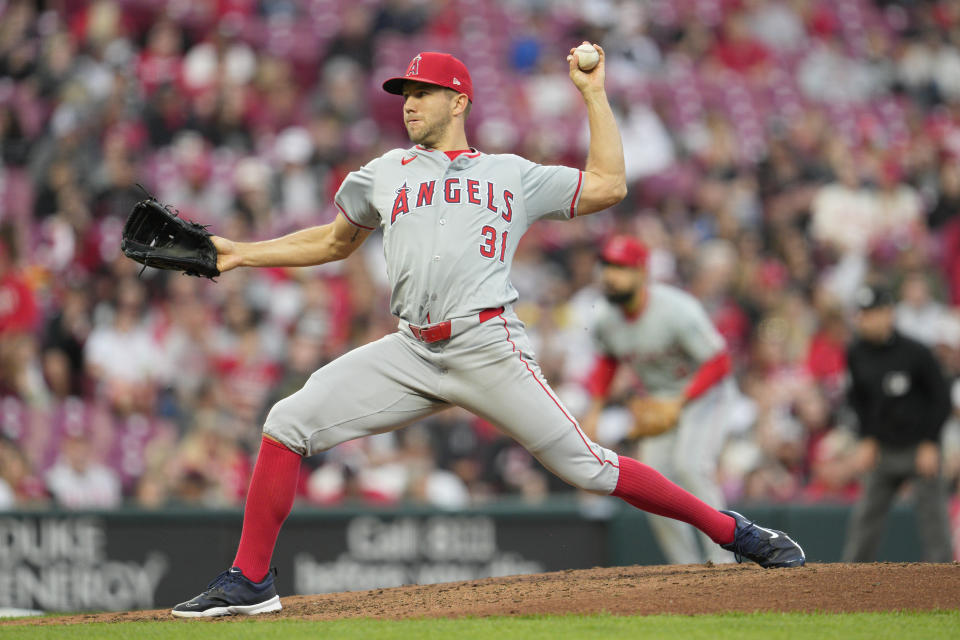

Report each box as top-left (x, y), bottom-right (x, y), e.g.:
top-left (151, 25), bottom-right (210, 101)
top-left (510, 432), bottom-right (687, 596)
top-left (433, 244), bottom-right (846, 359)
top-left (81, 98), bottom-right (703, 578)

top-left (264, 307), bottom-right (621, 496)
top-left (842, 443), bottom-right (953, 562)
top-left (638, 380), bottom-right (736, 564)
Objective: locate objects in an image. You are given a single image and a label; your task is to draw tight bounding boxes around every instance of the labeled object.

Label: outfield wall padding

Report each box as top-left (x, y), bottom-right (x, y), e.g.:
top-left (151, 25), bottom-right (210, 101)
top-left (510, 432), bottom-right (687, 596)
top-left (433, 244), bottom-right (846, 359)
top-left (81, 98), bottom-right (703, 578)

top-left (0, 501), bottom-right (929, 611)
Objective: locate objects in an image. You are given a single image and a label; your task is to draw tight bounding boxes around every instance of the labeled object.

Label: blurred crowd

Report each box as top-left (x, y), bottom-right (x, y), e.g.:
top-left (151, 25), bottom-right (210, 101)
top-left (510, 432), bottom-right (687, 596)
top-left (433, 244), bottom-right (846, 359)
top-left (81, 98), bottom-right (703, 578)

top-left (1, 0), bottom-right (960, 515)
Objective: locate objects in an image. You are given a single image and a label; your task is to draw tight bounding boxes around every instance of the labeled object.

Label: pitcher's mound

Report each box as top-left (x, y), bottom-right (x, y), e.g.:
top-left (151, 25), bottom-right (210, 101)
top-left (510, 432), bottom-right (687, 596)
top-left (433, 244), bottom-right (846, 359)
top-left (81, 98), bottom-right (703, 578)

top-left (6, 562), bottom-right (959, 626)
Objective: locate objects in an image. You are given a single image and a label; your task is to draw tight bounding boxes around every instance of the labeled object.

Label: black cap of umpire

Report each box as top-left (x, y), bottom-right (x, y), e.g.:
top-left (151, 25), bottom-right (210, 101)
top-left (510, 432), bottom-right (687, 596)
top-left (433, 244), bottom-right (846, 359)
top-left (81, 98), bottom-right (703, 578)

top-left (854, 284), bottom-right (896, 311)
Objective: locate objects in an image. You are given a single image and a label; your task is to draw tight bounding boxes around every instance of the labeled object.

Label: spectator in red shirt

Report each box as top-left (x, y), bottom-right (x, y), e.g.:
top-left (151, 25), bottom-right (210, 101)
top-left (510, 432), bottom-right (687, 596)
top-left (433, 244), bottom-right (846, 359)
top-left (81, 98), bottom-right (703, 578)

top-left (0, 234), bottom-right (37, 335)
top-left (711, 10), bottom-right (772, 76)
top-left (806, 306), bottom-right (849, 400)
top-left (136, 18), bottom-right (184, 96)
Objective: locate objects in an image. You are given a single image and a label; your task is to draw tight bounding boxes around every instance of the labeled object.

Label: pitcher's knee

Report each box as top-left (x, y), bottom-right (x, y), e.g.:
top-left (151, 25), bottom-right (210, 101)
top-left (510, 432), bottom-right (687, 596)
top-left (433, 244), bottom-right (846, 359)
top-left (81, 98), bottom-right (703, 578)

top-left (531, 436), bottom-right (621, 493)
top-left (554, 463), bottom-right (619, 494)
top-left (264, 395), bottom-right (295, 429)
top-left (263, 396), bottom-right (310, 456)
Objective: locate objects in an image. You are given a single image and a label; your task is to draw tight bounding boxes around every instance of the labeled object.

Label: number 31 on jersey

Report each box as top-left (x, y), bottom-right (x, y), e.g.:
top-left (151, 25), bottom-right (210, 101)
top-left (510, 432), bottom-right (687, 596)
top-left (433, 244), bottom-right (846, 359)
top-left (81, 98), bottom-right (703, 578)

top-left (480, 226), bottom-right (508, 262)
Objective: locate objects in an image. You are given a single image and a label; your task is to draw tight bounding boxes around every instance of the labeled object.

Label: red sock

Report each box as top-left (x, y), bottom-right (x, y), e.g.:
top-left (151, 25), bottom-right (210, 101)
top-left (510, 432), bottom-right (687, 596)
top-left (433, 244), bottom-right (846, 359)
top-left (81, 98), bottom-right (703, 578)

top-left (232, 437), bottom-right (301, 582)
top-left (611, 456), bottom-right (736, 545)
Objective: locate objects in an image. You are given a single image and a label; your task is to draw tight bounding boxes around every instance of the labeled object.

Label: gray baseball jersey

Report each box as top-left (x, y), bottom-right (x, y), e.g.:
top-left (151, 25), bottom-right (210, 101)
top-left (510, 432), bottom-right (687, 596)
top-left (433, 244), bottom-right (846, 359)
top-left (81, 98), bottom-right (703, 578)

top-left (265, 145), bottom-right (622, 496)
top-left (593, 283), bottom-right (725, 397)
top-left (335, 145), bottom-right (583, 324)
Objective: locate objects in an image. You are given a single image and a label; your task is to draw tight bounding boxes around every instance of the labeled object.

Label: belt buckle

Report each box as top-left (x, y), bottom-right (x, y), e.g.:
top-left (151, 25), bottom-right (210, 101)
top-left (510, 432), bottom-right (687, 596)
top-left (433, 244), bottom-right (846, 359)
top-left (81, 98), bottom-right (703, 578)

top-left (421, 323), bottom-right (447, 342)
top-left (410, 321), bottom-right (451, 343)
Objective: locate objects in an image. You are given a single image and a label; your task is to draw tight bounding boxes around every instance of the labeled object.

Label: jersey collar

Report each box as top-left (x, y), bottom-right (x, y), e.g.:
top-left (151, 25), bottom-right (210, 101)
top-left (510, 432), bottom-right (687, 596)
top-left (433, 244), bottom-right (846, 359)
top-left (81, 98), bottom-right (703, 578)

top-left (413, 145), bottom-right (483, 163)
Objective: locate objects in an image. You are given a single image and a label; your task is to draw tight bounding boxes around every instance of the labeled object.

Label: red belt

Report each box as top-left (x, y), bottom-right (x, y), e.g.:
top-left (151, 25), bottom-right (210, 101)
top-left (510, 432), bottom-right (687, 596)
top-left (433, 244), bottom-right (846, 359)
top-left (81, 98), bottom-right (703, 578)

top-left (408, 307), bottom-right (504, 343)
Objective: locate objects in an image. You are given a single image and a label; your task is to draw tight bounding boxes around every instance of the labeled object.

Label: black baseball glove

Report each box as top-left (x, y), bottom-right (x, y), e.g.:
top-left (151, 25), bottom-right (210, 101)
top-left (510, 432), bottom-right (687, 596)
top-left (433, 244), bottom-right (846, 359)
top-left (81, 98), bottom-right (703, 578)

top-left (120, 197), bottom-right (220, 279)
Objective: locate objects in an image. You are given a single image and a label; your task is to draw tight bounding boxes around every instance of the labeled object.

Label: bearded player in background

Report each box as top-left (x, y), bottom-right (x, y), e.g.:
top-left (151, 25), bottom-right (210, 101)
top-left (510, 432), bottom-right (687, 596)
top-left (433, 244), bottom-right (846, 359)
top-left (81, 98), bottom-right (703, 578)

top-left (581, 236), bottom-right (738, 565)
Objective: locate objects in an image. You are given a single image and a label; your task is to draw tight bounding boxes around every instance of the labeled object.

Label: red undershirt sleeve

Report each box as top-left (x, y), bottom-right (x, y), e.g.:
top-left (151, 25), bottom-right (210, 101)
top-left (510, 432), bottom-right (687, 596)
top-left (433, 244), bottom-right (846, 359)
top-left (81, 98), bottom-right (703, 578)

top-left (584, 354), bottom-right (619, 398)
top-left (683, 351), bottom-right (731, 402)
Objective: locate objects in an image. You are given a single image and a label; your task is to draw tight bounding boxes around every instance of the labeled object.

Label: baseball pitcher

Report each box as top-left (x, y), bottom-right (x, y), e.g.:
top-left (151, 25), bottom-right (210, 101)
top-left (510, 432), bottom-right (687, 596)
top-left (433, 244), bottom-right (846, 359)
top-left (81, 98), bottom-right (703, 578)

top-left (169, 45), bottom-right (804, 618)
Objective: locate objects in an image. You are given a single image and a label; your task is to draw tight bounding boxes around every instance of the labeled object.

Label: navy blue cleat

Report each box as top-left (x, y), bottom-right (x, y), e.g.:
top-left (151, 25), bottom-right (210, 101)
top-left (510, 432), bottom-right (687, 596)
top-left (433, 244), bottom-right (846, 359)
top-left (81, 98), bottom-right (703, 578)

top-left (720, 510), bottom-right (806, 568)
top-left (171, 567), bottom-right (281, 618)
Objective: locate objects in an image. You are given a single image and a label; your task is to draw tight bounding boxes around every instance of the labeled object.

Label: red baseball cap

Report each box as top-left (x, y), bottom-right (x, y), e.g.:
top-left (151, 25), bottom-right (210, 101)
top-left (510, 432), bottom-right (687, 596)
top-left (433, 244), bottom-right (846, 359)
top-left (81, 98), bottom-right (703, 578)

top-left (382, 52), bottom-right (474, 102)
top-left (600, 236), bottom-right (648, 269)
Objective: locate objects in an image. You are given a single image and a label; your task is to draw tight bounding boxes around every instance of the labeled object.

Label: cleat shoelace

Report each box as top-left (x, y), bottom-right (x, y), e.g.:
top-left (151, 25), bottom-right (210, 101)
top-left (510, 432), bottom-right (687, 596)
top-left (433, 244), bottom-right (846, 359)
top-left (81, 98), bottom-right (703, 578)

top-left (203, 570), bottom-right (243, 594)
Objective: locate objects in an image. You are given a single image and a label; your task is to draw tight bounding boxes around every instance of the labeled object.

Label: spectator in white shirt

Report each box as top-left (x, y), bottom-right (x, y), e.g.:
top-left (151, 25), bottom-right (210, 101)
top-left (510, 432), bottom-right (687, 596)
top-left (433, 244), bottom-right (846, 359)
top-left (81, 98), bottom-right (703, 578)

top-left (45, 433), bottom-right (122, 509)
top-left (84, 279), bottom-right (158, 403)
top-left (896, 271), bottom-right (949, 347)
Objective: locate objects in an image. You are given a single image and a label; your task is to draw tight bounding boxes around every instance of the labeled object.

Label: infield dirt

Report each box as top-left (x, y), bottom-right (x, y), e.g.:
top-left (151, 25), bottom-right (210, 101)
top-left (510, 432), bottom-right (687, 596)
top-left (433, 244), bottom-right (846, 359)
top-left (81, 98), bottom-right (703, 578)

top-left (3, 562), bottom-right (958, 625)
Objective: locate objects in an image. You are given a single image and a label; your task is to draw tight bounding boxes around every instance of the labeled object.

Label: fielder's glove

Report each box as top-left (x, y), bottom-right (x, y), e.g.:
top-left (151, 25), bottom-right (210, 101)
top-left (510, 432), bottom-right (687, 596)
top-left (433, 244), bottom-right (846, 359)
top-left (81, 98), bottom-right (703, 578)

top-left (121, 197), bottom-right (220, 279)
top-left (627, 396), bottom-right (684, 438)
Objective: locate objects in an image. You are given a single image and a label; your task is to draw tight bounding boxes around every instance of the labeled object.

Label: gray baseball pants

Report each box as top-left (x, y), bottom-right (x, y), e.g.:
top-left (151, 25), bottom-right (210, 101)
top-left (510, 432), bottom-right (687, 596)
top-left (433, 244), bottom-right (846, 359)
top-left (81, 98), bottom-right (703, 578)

top-left (842, 443), bottom-right (953, 562)
top-left (637, 380), bottom-right (735, 564)
top-left (264, 307), bottom-right (621, 494)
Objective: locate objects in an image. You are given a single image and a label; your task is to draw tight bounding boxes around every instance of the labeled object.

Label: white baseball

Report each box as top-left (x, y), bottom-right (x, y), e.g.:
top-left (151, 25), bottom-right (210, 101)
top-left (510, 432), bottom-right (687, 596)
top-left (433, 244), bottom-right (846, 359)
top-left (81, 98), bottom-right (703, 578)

top-left (575, 43), bottom-right (599, 71)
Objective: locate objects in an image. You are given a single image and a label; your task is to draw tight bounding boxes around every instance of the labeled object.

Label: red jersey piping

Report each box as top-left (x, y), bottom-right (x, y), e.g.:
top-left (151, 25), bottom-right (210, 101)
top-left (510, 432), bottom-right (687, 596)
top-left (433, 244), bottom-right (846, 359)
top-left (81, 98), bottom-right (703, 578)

top-left (497, 312), bottom-right (618, 470)
top-left (336, 202), bottom-right (375, 230)
top-left (570, 170), bottom-right (584, 218)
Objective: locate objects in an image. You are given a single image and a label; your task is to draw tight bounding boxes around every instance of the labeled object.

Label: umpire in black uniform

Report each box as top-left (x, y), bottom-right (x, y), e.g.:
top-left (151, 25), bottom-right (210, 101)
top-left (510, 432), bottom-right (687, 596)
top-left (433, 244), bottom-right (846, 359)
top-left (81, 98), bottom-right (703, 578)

top-left (842, 284), bottom-right (954, 562)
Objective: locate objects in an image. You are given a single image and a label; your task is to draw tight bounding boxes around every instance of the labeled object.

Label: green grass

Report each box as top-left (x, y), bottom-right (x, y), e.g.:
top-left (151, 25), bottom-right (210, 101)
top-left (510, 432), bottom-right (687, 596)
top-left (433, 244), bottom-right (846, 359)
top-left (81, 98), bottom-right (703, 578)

top-left (3, 611), bottom-right (959, 640)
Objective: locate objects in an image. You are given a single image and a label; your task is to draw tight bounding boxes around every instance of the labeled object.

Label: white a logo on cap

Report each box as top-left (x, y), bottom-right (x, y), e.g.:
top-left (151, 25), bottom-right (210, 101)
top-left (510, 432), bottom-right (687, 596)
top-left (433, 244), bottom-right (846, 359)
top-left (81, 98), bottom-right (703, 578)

top-left (407, 54), bottom-right (422, 76)
top-left (452, 77), bottom-right (461, 85)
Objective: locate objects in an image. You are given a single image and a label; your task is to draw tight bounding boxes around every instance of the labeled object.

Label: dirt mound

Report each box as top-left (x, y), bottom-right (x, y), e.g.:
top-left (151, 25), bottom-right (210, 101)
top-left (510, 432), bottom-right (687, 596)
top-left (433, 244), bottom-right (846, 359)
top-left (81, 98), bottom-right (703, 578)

top-left (4, 562), bottom-right (958, 626)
